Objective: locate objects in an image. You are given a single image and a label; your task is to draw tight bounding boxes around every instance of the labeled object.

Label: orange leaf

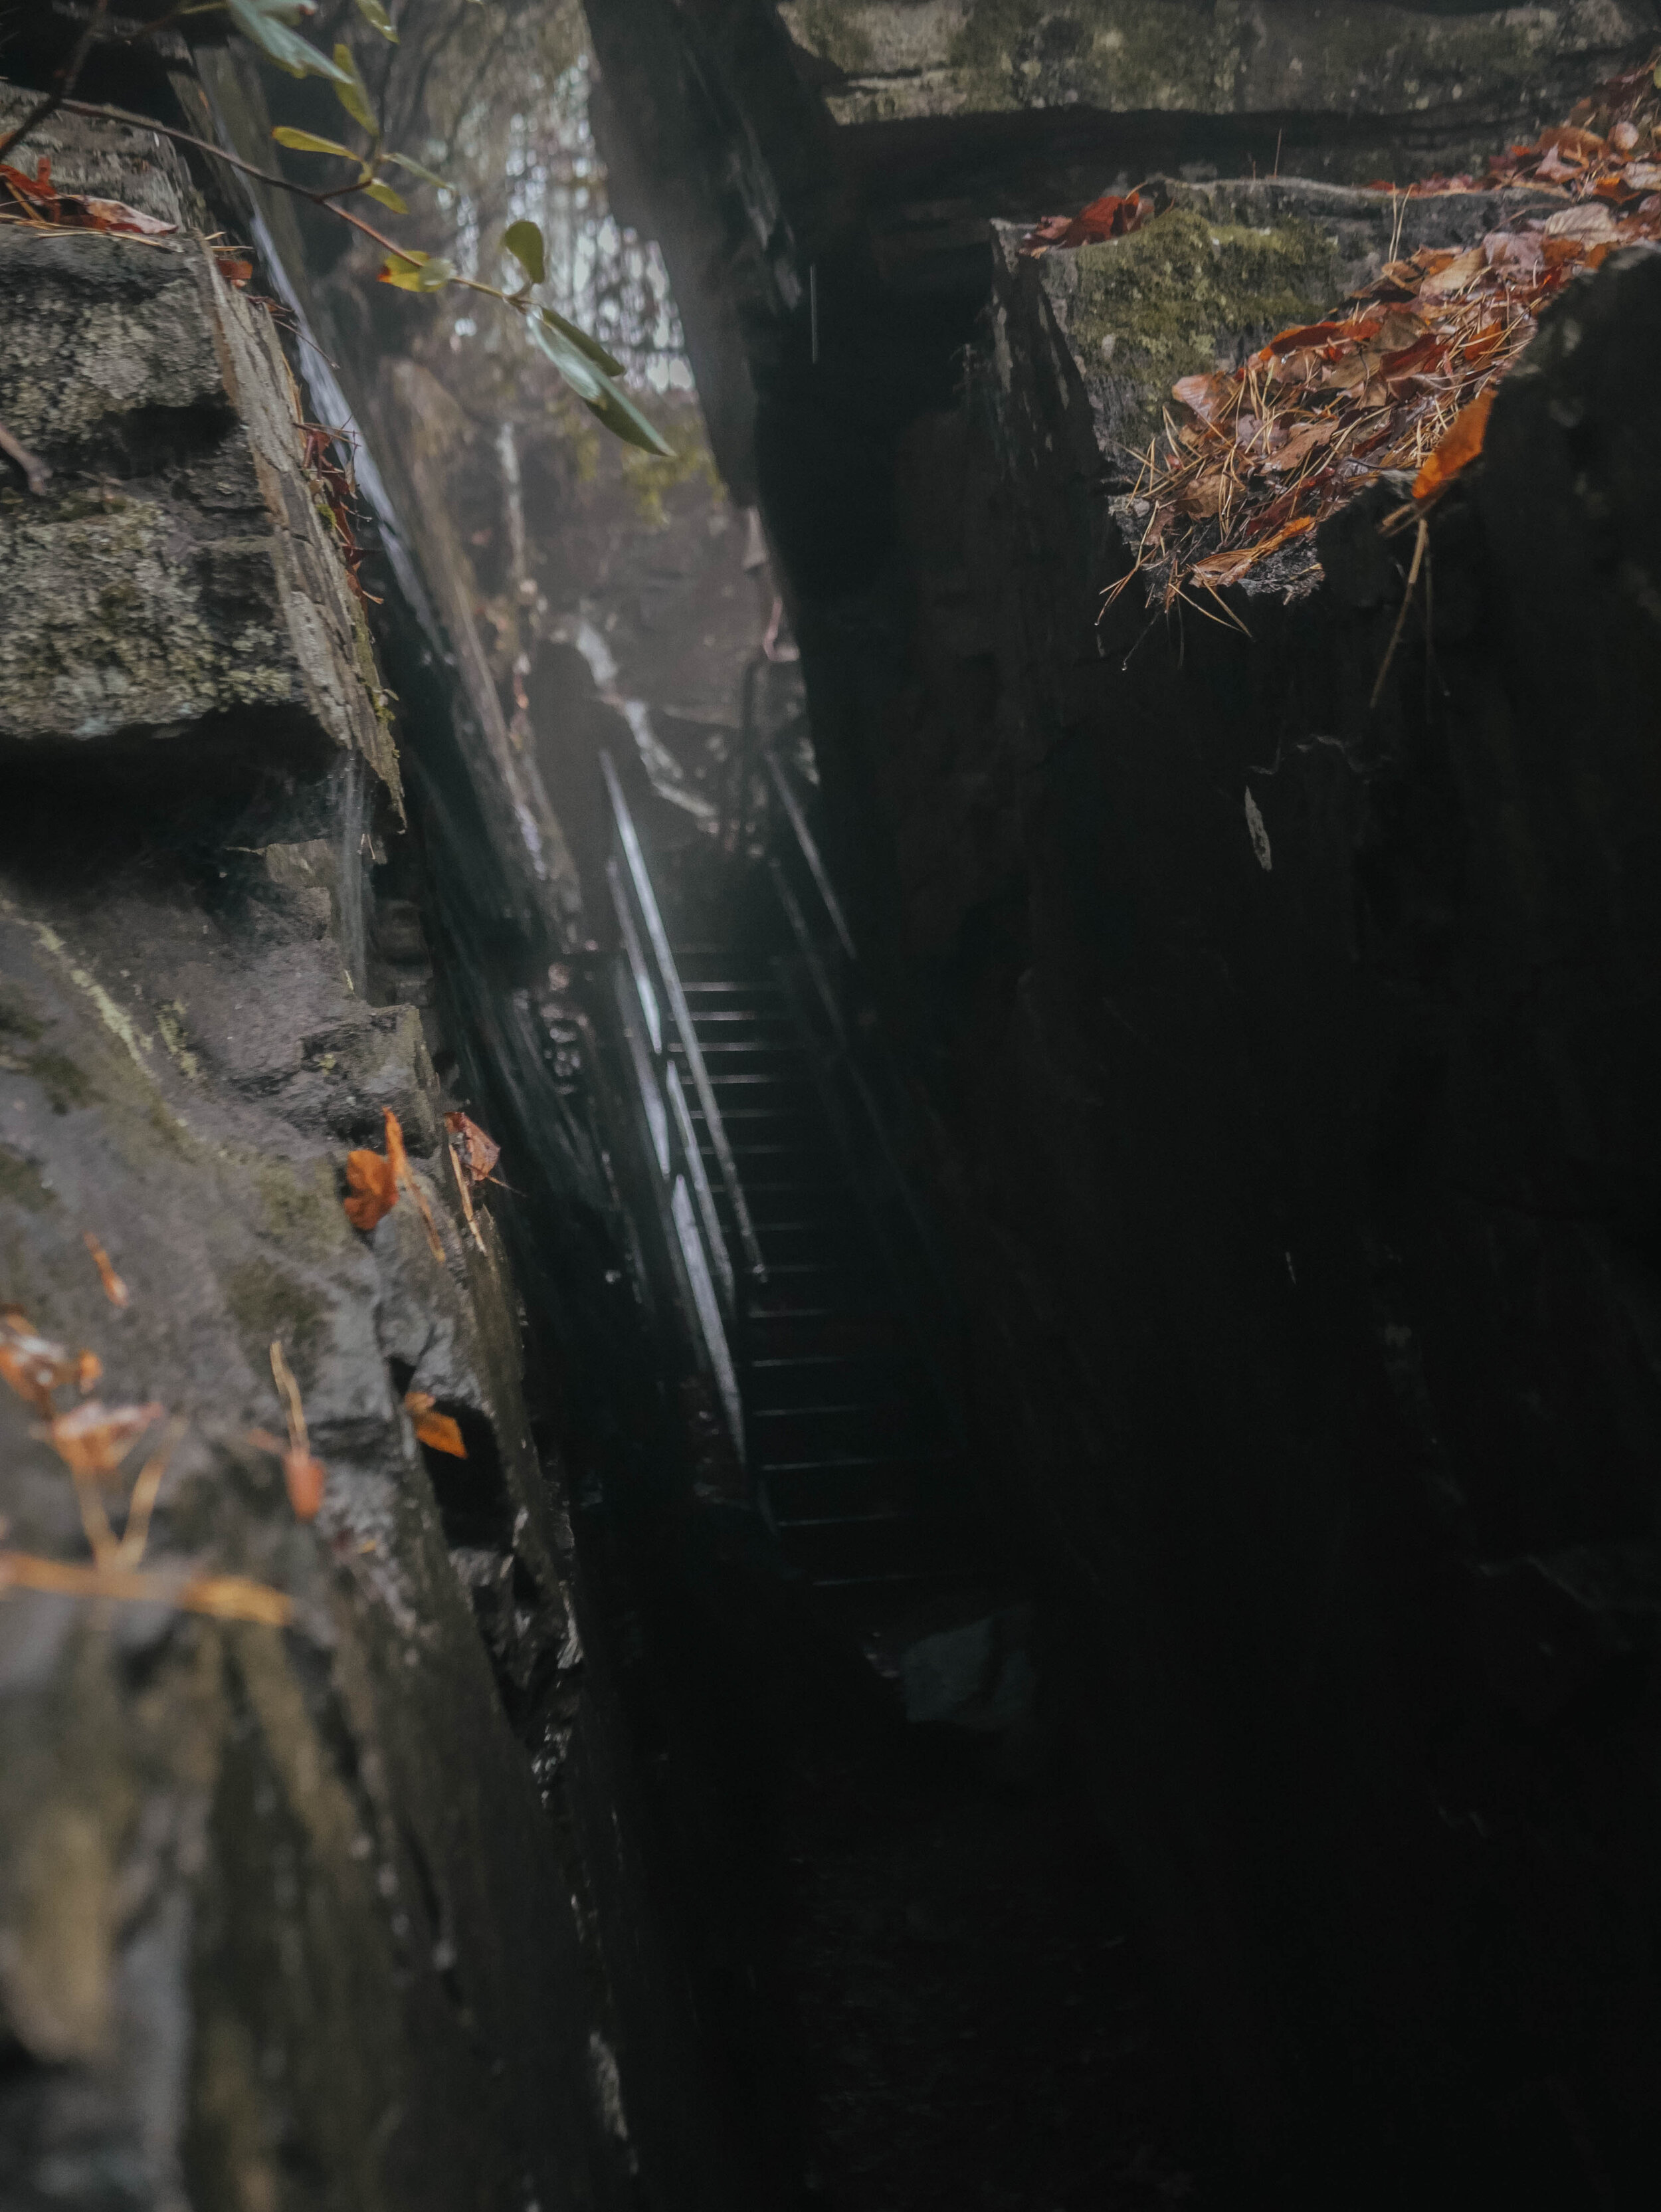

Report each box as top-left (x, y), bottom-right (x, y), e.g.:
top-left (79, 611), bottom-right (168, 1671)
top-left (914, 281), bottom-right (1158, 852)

top-left (343, 1146), bottom-right (399, 1231)
top-left (383, 1108), bottom-right (446, 1263)
top-left (405, 1391), bottom-right (467, 1458)
top-left (1189, 514), bottom-right (1316, 587)
top-left (0, 1310), bottom-right (101, 1415)
top-left (1412, 387), bottom-right (1497, 501)
top-left (84, 1231), bottom-right (130, 1308)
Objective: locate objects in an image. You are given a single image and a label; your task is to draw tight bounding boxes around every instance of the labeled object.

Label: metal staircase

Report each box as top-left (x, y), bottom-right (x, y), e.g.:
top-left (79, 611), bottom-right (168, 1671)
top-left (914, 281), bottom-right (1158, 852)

top-left (598, 748), bottom-right (983, 1601)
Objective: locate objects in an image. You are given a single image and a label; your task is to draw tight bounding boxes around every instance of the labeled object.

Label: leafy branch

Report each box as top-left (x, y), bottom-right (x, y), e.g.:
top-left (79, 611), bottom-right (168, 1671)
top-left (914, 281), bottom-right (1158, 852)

top-left (1, 0), bottom-right (671, 455)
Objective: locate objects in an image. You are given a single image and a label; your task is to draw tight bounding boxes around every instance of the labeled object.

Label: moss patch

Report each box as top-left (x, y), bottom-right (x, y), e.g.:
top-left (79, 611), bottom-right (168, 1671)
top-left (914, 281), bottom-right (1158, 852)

top-left (27, 1050), bottom-right (96, 1116)
top-left (253, 1155), bottom-right (347, 1264)
top-left (795, 0), bottom-right (876, 74)
top-left (1064, 207), bottom-right (1339, 456)
top-left (0, 987), bottom-right (46, 1045)
top-left (225, 1258), bottom-right (327, 1386)
top-left (0, 1145), bottom-right (56, 1213)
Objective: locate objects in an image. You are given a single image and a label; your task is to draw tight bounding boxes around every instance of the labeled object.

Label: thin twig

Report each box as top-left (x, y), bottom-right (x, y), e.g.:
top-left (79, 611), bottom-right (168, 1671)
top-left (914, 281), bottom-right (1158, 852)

top-left (1371, 517), bottom-right (1428, 708)
top-left (116, 1412), bottom-right (188, 1568)
top-left (0, 419), bottom-right (50, 495)
top-left (52, 96), bottom-right (413, 261)
top-left (0, 1547), bottom-right (292, 1626)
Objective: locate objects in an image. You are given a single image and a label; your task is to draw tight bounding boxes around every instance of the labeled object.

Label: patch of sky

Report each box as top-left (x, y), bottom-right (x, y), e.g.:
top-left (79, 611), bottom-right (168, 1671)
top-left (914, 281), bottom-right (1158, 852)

top-left (450, 54), bottom-right (693, 395)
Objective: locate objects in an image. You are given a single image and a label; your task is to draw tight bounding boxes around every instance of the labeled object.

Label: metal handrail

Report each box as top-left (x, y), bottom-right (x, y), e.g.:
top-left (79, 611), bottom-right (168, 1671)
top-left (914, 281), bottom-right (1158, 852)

top-left (600, 749), bottom-right (766, 1284)
top-left (761, 746), bottom-right (961, 1336)
top-left (763, 750), bottom-right (856, 959)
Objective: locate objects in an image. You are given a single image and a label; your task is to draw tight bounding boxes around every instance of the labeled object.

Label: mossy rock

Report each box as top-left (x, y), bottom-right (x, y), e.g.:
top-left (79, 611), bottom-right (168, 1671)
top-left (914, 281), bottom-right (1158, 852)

top-left (1045, 206), bottom-right (1340, 470)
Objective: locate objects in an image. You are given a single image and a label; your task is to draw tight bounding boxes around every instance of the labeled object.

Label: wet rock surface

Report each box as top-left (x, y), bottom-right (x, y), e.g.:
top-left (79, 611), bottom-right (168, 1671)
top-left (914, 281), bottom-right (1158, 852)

top-left (0, 90), bottom-right (635, 2212)
top-left (781, 0), bottom-right (1653, 171)
top-left (584, 0), bottom-right (1661, 2192)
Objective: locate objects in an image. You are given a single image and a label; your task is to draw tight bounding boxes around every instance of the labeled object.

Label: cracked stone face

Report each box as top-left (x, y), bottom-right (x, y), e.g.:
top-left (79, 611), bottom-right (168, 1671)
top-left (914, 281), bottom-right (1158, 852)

top-left (779, 0), bottom-right (1656, 165)
top-left (0, 143), bottom-right (399, 802)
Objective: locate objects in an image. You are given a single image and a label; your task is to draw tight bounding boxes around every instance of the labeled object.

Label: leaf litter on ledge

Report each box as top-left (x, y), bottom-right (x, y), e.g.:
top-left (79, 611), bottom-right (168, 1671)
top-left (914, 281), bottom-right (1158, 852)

top-left (1084, 48), bottom-right (1661, 613)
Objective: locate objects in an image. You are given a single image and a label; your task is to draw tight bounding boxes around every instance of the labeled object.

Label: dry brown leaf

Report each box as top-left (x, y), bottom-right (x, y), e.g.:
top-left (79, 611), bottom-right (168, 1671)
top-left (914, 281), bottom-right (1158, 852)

top-left (444, 1110), bottom-right (502, 1189)
top-left (1260, 420), bottom-right (1337, 474)
top-left (1545, 201), bottom-right (1620, 241)
top-left (404, 1390), bottom-right (467, 1458)
top-left (1417, 247), bottom-right (1486, 300)
top-left (1172, 373), bottom-right (1232, 423)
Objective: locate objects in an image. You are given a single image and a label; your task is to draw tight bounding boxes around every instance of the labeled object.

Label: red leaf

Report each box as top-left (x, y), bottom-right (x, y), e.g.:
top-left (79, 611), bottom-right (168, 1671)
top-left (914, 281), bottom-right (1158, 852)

top-left (1018, 189), bottom-right (1144, 256)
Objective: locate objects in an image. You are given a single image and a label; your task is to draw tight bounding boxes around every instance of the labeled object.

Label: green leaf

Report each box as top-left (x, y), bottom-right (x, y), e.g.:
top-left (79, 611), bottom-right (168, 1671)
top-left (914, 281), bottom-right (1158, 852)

top-left (582, 379), bottom-right (677, 459)
top-left (271, 126), bottom-right (355, 157)
top-left (355, 0), bottom-right (398, 39)
top-left (363, 178), bottom-right (408, 213)
top-left (387, 151), bottom-right (450, 191)
top-left (379, 250), bottom-right (454, 292)
top-left (226, 0), bottom-right (355, 82)
top-left (537, 304), bottom-right (624, 379)
top-left (527, 315), bottom-right (673, 457)
top-left (502, 219), bottom-right (546, 288)
top-left (331, 44), bottom-right (379, 135)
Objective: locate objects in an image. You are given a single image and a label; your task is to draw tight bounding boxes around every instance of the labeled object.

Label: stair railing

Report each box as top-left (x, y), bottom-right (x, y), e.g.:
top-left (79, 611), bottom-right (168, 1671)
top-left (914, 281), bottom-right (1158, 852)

top-left (600, 750), bottom-right (765, 1458)
top-left (759, 748), bottom-right (965, 1443)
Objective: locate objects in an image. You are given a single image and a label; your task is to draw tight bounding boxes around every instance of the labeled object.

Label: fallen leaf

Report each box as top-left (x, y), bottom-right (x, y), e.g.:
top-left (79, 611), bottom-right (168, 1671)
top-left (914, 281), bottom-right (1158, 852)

top-left (84, 1231), bottom-right (130, 1308)
top-left (1172, 372), bottom-right (1232, 423)
top-left (1268, 317), bottom-right (1378, 354)
top-left (343, 1146), bottom-right (398, 1231)
top-left (0, 1310), bottom-right (100, 1414)
top-left (1190, 514), bottom-right (1317, 587)
top-left (1417, 247), bottom-right (1486, 299)
top-left (443, 1110), bottom-right (502, 1189)
top-left (79, 198), bottom-right (177, 238)
top-left (1018, 189), bottom-right (1143, 255)
top-left (405, 1390), bottom-right (467, 1458)
top-left (44, 1400), bottom-right (164, 1482)
top-left (1544, 200), bottom-right (1620, 240)
top-left (1413, 387), bottom-right (1497, 500)
top-left (383, 1108), bottom-right (446, 1262)
top-left (1175, 468), bottom-right (1228, 518)
top-left (1260, 419), bottom-right (1336, 473)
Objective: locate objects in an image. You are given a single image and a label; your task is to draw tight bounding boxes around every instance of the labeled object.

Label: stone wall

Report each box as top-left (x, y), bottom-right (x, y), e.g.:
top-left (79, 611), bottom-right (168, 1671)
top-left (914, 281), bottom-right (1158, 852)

top-left (582, 0), bottom-right (1661, 2189)
top-left (781, 0), bottom-right (1656, 175)
top-left (0, 89), bottom-right (641, 2212)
